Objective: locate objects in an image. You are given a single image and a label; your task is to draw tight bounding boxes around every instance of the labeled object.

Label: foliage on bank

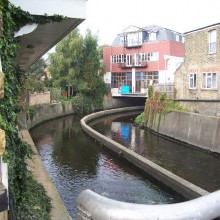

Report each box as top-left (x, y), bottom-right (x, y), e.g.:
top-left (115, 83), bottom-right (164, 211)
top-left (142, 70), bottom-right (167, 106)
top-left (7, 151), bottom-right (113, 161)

top-left (0, 0), bottom-right (65, 218)
top-left (49, 29), bottom-right (107, 115)
top-left (135, 86), bottom-right (188, 130)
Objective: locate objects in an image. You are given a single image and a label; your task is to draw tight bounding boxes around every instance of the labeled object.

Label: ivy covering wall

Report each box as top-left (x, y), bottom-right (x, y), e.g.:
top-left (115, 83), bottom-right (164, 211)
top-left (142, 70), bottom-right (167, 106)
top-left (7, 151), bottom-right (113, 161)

top-left (0, 0), bottom-right (65, 218)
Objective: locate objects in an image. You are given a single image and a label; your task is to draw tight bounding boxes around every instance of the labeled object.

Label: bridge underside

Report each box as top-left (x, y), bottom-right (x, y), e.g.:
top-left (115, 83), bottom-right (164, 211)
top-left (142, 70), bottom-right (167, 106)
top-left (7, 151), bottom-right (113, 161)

top-left (103, 97), bottom-right (146, 110)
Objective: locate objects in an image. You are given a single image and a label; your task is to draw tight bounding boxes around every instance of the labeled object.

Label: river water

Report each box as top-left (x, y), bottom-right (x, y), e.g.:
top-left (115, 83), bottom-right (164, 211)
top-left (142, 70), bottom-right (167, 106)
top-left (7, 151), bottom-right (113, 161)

top-left (30, 114), bottom-right (186, 219)
top-left (91, 111), bottom-right (220, 192)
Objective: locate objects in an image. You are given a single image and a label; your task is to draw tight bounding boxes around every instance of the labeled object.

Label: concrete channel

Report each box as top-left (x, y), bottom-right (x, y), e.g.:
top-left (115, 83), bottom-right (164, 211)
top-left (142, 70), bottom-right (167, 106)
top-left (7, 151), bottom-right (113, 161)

top-left (18, 103), bottom-right (220, 219)
top-left (79, 106), bottom-right (220, 220)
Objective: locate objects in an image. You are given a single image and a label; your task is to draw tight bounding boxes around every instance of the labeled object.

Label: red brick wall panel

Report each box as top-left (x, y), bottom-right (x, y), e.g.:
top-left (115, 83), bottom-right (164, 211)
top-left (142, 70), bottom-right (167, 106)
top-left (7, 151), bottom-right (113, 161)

top-left (104, 41), bottom-right (184, 73)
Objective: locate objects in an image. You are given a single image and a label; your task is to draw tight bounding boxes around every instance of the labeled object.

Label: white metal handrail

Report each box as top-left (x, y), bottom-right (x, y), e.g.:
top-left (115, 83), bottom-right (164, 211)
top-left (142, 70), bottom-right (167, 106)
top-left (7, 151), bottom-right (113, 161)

top-left (76, 189), bottom-right (220, 220)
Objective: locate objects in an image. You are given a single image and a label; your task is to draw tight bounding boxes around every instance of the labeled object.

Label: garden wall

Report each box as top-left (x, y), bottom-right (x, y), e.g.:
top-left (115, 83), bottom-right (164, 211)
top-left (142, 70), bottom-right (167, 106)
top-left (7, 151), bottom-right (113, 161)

top-left (29, 91), bottom-right (50, 106)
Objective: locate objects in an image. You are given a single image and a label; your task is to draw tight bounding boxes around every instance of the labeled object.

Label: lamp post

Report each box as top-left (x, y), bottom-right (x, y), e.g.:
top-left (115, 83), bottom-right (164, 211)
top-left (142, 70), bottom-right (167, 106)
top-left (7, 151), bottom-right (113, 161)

top-left (164, 55), bottom-right (169, 92)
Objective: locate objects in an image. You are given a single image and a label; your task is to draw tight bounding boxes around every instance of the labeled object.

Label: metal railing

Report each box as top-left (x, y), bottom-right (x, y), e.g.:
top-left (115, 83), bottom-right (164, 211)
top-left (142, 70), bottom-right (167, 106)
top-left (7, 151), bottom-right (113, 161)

top-left (76, 189), bottom-right (220, 220)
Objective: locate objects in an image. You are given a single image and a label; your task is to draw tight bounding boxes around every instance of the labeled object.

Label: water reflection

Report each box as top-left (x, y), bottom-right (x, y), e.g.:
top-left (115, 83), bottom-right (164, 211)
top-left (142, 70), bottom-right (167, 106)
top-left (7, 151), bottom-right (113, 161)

top-left (91, 112), bottom-right (220, 192)
top-left (31, 115), bottom-right (185, 219)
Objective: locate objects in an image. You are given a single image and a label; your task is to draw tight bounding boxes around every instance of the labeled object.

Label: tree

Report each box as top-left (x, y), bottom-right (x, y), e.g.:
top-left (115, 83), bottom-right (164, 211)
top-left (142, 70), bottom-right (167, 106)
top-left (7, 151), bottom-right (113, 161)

top-left (78, 30), bottom-right (107, 111)
top-left (48, 29), bottom-right (83, 89)
top-left (48, 29), bottom-right (107, 114)
top-left (23, 58), bottom-right (47, 92)
top-left (25, 58), bottom-right (46, 78)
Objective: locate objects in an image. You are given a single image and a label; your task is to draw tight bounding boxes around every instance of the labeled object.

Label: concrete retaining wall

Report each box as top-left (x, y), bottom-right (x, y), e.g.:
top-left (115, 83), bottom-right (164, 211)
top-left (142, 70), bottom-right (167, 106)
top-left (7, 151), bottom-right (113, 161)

top-left (150, 111), bottom-right (220, 154)
top-left (19, 102), bottom-right (75, 130)
top-left (80, 107), bottom-right (209, 199)
top-left (19, 98), bottom-right (146, 130)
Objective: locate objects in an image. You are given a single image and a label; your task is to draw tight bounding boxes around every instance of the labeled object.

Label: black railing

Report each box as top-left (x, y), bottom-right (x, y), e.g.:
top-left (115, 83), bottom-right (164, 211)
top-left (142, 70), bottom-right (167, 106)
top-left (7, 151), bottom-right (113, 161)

top-left (119, 62), bottom-right (147, 69)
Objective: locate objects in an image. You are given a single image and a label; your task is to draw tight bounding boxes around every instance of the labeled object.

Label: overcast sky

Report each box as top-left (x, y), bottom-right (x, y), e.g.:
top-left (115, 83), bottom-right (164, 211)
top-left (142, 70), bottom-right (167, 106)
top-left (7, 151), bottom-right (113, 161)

top-left (79, 0), bottom-right (220, 46)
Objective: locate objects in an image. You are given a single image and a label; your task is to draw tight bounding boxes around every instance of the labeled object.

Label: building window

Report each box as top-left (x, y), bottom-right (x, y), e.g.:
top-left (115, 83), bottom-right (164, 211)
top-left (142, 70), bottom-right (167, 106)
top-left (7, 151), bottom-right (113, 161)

top-left (135, 72), bottom-right (148, 88)
top-left (111, 72), bottom-right (132, 88)
top-left (126, 32), bottom-right (142, 47)
top-left (111, 55), bottom-right (126, 64)
top-left (182, 36), bottom-right (185, 43)
top-left (149, 32), bottom-right (157, 41)
top-left (209, 30), bottom-right (216, 54)
top-left (176, 34), bottom-right (180, 42)
top-left (126, 54), bottom-right (132, 66)
top-left (146, 71), bottom-right (159, 85)
top-left (136, 52), bottom-right (159, 64)
top-left (189, 73), bottom-right (197, 89)
top-left (202, 72), bottom-right (217, 89)
top-left (135, 54), bottom-right (142, 66)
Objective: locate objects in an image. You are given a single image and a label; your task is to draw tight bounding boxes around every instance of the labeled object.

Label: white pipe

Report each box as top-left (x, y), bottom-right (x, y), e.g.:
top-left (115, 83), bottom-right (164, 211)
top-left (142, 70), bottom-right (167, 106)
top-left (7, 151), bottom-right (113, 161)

top-left (77, 189), bottom-right (220, 220)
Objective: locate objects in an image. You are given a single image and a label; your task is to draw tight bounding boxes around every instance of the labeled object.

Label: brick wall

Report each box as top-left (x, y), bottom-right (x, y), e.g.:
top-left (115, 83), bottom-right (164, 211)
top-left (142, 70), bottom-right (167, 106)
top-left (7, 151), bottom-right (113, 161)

top-left (103, 40), bottom-right (184, 73)
top-left (29, 91), bottom-right (51, 106)
top-left (175, 25), bottom-right (220, 101)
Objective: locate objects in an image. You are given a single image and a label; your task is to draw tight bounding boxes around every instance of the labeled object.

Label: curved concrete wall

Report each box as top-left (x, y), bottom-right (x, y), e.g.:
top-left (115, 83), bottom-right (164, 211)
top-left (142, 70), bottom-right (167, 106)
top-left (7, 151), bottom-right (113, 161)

top-left (150, 111), bottom-right (220, 154)
top-left (24, 102), bottom-right (75, 129)
top-left (19, 99), bottom-right (145, 130)
top-left (80, 107), bottom-right (208, 199)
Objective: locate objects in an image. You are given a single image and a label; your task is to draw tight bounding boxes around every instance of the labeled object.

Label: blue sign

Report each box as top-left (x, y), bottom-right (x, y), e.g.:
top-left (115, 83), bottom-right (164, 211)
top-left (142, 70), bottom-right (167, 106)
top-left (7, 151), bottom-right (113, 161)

top-left (121, 86), bottom-right (130, 94)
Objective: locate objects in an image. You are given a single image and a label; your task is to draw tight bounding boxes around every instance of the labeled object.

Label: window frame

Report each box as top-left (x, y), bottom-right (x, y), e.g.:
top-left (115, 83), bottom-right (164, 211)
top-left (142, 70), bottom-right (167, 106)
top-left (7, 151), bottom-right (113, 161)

top-left (189, 73), bottom-right (197, 89)
top-left (176, 34), bottom-right (180, 42)
top-left (126, 54), bottom-right (132, 66)
top-left (202, 72), bottom-right (217, 90)
top-left (149, 32), bottom-right (157, 41)
top-left (209, 29), bottom-right (216, 54)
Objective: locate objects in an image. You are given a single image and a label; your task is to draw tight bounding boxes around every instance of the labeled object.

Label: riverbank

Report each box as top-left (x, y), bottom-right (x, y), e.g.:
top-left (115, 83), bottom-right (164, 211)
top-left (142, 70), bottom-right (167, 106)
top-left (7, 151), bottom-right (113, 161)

top-left (137, 111), bottom-right (220, 154)
top-left (19, 129), bottom-right (72, 220)
top-left (18, 103), bottom-right (76, 219)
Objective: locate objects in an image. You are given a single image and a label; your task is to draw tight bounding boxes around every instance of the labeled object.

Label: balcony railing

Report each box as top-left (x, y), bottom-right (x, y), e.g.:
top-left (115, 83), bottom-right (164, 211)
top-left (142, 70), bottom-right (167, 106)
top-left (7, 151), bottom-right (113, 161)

top-left (119, 62), bottom-right (147, 69)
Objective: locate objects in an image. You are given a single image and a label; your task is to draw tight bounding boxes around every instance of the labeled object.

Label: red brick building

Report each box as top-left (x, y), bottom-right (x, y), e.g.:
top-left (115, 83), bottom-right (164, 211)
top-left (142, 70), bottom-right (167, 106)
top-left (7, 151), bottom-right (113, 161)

top-left (103, 25), bottom-right (184, 94)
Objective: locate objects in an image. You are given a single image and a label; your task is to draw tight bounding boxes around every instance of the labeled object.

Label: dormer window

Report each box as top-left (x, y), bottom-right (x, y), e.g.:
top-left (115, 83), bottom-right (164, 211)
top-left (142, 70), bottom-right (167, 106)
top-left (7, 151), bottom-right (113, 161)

top-left (126, 32), bottom-right (142, 47)
top-left (176, 34), bottom-right (180, 42)
top-left (149, 32), bottom-right (157, 41)
top-left (182, 36), bottom-right (185, 43)
top-left (209, 29), bottom-right (216, 54)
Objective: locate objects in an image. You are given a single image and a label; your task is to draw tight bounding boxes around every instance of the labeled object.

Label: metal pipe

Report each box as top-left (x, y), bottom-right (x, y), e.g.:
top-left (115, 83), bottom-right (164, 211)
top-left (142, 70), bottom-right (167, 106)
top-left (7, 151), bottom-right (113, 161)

top-left (76, 189), bottom-right (220, 220)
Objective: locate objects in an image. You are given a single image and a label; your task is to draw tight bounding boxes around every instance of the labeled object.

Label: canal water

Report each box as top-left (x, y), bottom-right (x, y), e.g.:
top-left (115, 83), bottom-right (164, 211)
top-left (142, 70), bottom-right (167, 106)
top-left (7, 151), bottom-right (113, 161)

top-left (91, 111), bottom-right (220, 193)
top-left (30, 114), bottom-right (185, 219)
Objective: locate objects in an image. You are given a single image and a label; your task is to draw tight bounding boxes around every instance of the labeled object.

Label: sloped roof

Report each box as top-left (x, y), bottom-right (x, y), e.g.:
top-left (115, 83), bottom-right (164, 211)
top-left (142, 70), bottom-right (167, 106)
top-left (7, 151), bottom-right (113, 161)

top-left (184, 23), bottom-right (220, 35)
top-left (111, 25), bottom-right (183, 46)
